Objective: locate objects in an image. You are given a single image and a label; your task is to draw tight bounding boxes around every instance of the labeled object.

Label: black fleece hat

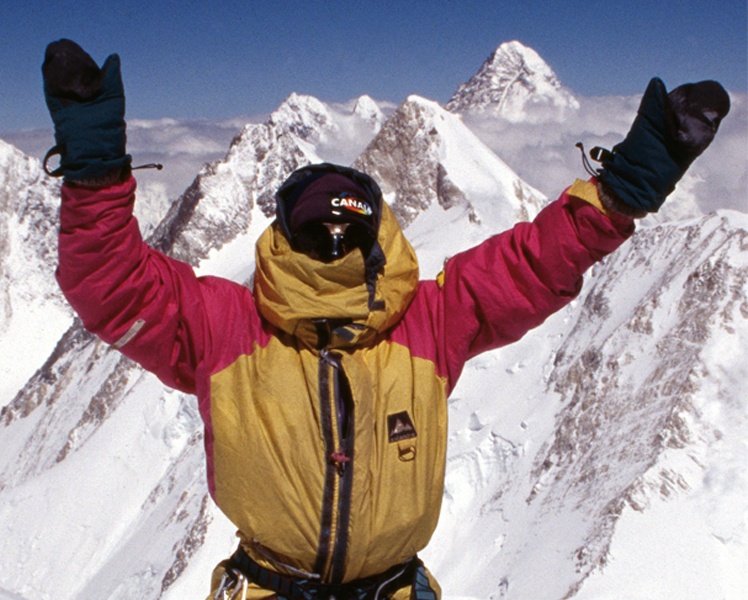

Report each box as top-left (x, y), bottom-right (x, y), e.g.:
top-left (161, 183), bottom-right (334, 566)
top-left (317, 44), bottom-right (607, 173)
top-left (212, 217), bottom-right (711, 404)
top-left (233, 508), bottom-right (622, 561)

top-left (276, 163), bottom-right (383, 236)
top-left (288, 173), bottom-right (375, 236)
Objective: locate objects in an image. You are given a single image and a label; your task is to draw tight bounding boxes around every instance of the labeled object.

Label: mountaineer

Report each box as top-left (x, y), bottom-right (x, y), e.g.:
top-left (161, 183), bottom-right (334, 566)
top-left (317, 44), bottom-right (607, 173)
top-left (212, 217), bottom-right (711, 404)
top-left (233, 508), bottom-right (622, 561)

top-left (41, 39), bottom-right (728, 599)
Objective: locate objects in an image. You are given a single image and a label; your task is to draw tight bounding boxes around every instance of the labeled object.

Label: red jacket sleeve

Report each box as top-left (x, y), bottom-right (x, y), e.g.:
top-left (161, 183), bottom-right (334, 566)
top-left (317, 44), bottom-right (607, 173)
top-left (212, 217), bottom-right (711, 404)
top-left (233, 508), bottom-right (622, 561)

top-left (436, 184), bottom-right (635, 389)
top-left (56, 176), bottom-right (259, 394)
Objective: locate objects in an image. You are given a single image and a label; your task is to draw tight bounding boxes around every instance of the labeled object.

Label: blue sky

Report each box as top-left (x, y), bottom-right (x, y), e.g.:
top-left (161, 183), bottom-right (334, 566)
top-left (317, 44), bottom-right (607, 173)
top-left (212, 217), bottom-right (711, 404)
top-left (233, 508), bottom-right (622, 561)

top-left (1, 0), bottom-right (746, 132)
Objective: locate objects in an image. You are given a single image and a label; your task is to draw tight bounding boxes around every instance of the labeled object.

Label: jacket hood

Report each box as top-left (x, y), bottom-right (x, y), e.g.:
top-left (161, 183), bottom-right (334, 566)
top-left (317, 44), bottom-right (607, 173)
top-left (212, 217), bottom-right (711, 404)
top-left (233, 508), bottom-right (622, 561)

top-left (254, 163), bottom-right (419, 349)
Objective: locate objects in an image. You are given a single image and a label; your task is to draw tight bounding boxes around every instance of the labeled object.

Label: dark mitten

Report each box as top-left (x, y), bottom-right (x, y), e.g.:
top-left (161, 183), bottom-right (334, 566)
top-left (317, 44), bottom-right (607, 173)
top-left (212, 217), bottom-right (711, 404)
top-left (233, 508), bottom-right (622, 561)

top-left (42, 39), bottom-right (131, 182)
top-left (598, 77), bottom-right (730, 216)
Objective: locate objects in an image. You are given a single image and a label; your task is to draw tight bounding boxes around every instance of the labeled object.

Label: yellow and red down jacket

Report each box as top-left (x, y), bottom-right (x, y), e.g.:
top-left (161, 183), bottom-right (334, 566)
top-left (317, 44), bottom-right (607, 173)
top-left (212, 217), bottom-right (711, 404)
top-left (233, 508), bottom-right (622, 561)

top-left (55, 174), bottom-right (634, 596)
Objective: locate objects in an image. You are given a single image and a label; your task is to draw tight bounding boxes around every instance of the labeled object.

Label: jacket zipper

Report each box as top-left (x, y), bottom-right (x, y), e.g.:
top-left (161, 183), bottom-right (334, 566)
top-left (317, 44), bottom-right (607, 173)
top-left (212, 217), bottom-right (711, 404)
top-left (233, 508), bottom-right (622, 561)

top-left (314, 347), bottom-right (355, 583)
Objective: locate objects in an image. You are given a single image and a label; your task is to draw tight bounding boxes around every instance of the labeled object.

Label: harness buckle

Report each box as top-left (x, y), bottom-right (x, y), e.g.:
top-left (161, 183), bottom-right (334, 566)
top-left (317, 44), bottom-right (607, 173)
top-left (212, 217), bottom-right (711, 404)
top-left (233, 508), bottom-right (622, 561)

top-left (214, 568), bottom-right (249, 600)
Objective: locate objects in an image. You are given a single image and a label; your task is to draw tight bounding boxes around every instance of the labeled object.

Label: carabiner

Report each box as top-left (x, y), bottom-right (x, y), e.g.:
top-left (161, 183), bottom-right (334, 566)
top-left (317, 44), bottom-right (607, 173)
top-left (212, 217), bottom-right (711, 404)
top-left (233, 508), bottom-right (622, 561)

top-left (213, 568), bottom-right (249, 600)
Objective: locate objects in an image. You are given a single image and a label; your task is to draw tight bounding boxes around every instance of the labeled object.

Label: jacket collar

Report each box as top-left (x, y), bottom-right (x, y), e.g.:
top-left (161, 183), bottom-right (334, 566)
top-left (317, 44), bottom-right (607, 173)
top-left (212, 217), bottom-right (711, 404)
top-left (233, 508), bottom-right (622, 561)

top-left (254, 201), bottom-right (419, 349)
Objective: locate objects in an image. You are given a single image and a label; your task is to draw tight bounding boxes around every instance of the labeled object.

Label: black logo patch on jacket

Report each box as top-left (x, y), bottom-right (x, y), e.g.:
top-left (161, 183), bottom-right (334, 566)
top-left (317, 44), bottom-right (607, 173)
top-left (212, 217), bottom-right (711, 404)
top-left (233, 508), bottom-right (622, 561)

top-left (388, 411), bottom-right (417, 442)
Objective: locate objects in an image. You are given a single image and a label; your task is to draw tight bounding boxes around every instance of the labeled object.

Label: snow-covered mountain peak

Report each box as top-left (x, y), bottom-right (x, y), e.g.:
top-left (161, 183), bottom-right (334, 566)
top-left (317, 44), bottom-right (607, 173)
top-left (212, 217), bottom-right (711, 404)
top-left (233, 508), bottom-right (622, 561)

top-left (150, 91), bottom-right (388, 280)
top-left (352, 94), bottom-right (385, 132)
top-left (149, 92), bottom-right (358, 273)
top-left (268, 92), bottom-right (338, 141)
top-left (354, 94), bottom-right (545, 274)
top-left (446, 40), bottom-right (580, 122)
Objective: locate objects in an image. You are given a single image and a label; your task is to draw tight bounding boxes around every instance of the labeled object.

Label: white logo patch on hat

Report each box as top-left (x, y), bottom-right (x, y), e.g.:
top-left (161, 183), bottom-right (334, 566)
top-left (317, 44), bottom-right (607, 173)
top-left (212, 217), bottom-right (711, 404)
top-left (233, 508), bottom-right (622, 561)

top-left (331, 194), bottom-right (373, 218)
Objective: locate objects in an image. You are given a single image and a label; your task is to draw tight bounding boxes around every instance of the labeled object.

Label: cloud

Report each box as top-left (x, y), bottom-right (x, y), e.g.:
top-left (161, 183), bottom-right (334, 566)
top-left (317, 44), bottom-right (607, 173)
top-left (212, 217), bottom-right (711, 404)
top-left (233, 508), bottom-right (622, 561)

top-left (462, 92), bottom-right (748, 216)
top-left (687, 93), bottom-right (748, 214)
top-left (2, 93), bottom-right (745, 216)
top-left (0, 117), bottom-right (249, 202)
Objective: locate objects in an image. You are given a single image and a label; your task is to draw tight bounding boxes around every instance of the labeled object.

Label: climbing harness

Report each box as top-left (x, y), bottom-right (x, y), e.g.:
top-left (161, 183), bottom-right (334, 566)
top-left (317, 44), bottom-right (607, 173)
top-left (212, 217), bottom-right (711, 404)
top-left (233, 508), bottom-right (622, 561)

top-left (213, 545), bottom-right (438, 600)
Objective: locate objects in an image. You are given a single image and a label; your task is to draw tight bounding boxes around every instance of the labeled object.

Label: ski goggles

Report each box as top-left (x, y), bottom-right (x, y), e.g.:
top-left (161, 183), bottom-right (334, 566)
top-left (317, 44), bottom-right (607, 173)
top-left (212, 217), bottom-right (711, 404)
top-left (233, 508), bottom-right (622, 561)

top-left (291, 221), bottom-right (375, 263)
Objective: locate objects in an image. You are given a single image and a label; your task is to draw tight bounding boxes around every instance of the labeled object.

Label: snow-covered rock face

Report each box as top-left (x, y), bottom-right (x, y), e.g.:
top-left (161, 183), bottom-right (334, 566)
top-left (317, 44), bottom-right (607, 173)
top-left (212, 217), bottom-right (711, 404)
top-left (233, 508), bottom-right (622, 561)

top-left (152, 93), bottom-right (337, 268)
top-left (527, 213), bottom-right (748, 598)
top-left (446, 40), bottom-right (580, 122)
top-left (357, 98), bottom-right (545, 218)
top-left (0, 141), bottom-right (74, 402)
top-left (0, 141), bottom-right (61, 308)
top-left (1, 40), bottom-right (746, 600)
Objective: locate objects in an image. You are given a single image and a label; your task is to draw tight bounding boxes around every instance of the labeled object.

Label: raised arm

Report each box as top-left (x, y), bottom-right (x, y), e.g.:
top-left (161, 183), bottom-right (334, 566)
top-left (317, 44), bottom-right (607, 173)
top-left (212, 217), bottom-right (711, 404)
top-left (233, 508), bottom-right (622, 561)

top-left (44, 40), bottom-right (258, 393)
top-left (56, 176), bottom-right (215, 393)
top-left (434, 181), bottom-right (633, 387)
top-left (433, 77), bottom-right (730, 389)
